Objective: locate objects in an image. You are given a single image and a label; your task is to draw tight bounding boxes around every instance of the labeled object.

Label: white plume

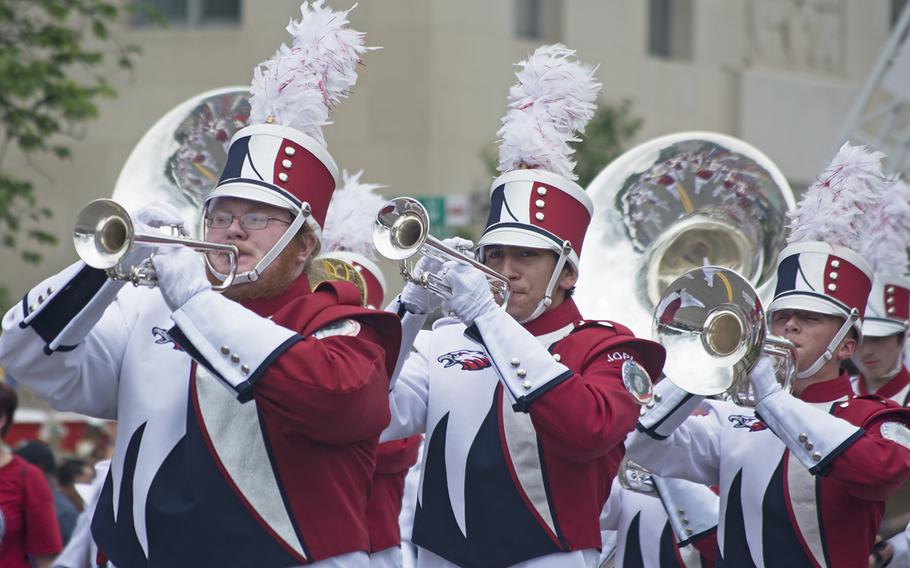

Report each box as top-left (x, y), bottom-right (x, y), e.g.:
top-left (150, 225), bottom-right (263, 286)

top-left (322, 169), bottom-right (386, 258)
top-left (786, 142), bottom-right (886, 250)
top-left (249, 1), bottom-right (378, 146)
top-left (497, 44), bottom-right (601, 180)
top-left (859, 177), bottom-right (910, 275)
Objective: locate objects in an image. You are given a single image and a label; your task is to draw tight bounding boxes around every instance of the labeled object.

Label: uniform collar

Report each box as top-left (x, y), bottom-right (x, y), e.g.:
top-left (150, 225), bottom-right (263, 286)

top-left (522, 298), bottom-right (581, 338)
top-left (798, 371), bottom-right (855, 403)
top-left (858, 365), bottom-right (910, 398)
top-left (240, 274), bottom-right (311, 317)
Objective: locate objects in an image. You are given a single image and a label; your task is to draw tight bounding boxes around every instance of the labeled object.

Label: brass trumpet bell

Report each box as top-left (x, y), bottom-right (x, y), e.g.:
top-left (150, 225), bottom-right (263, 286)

top-left (372, 197), bottom-right (511, 303)
top-left (73, 198), bottom-right (239, 291)
top-left (74, 200), bottom-right (138, 269)
top-left (654, 266), bottom-right (795, 402)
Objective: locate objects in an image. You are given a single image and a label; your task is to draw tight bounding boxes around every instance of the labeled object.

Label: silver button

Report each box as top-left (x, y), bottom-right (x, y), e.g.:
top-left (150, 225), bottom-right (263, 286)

top-left (887, 286), bottom-right (895, 294)
top-left (654, 393), bottom-right (662, 402)
top-left (811, 452), bottom-right (822, 461)
top-left (685, 528), bottom-right (693, 536)
top-left (537, 187), bottom-right (547, 196)
top-left (28, 304), bottom-right (35, 314)
top-left (646, 400), bottom-right (655, 408)
top-left (677, 509), bottom-right (685, 515)
top-left (798, 433), bottom-right (808, 443)
top-left (37, 295), bottom-right (44, 304)
top-left (888, 307), bottom-right (896, 315)
top-left (240, 364), bottom-right (250, 374)
top-left (230, 354), bottom-right (240, 364)
top-left (839, 401), bottom-right (849, 408)
top-left (221, 346), bottom-right (230, 354)
top-left (830, 259), bottom-right (840, 268)
top-left (681, 519), bottom-right (689, 526)
top-left (46, 287), bottom-right (54, 295)
top-left (828, 271), bottom-right (838, 280)
top-left (278, 172), bottom-right (289, 182)
top-left (284, 146), bottom-right (296, 156)
top-left (640, 406), bottom-right (647, 416)
top-left (282, 159), bottom-right (292, 169)
top-left (888, 296), bottom-right (895, 304)
top-left (516, 369), bottom-right (527, 378)
top-left (535, 212), bottom-right (544, 221)
top-left (510, 358), bottom-right (520, 367)
top-left (552, 354), bottom-right (561, 362)
top-left (804, 442), bottom-right (813, 450)
top-left (827, 283), bottom-right (837, 292)
top-left (522, 380), bottom-right (532, 390)
top-left (535, 199), bottom-right (545, 208)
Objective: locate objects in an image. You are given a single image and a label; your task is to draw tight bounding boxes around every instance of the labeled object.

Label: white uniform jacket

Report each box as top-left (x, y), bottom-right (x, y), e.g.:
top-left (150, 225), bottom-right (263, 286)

top-left (383, 298), bottom-right (665, 568)
top-left (0, 263), bottom-right (401, 568)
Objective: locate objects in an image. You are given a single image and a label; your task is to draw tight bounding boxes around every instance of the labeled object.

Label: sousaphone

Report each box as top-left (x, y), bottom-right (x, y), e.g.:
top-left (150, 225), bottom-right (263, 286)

top-left (574, 132), bottom-right (796, 339)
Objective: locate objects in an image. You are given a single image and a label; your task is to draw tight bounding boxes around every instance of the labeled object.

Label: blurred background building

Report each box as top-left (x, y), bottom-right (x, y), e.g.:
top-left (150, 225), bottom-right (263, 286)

top-left (0, 0), bottom-right (904, 304)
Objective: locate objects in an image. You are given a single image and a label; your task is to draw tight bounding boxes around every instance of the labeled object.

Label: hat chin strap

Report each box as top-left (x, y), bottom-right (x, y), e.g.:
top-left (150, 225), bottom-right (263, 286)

top-left (796, 308), bottom-right (860, 380)
top-left (519, 241), bottom-right (572, 325)
top-left (206, 204), bottom-right (312, 286)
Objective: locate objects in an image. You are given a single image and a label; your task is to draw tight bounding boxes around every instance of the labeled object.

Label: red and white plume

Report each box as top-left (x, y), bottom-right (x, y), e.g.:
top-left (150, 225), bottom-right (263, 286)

top-left (786, 142), bottom-right (886, 250)
top-left (322, 169), bottom-right (386, 257)
top-left (497, 44), bottom-right (601, 181)
top-left (859, 176), bottom-right (910, 275)
top-left (249, 1), bottom-right (377, 146)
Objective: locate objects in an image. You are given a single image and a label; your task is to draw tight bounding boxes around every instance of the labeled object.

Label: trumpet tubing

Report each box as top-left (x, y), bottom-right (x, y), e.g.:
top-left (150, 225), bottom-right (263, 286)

top-left (372, 197), bottom-right (510, 303)
top-left (73, 199), bottom-right (239, 291)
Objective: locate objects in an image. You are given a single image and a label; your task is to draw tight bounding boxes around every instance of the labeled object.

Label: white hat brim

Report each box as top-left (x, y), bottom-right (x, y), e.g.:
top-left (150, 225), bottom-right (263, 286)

top-left (476, 226), bottom-right (580, 269)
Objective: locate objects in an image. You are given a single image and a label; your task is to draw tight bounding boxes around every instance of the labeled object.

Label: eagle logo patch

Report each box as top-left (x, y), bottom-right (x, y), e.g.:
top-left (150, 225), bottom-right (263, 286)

top-left (728, 414), bottom-right (768, 432)
top-left (437, 349), bottom-right (492, 371)
top-left (152, 327), bottom-right (183, 351)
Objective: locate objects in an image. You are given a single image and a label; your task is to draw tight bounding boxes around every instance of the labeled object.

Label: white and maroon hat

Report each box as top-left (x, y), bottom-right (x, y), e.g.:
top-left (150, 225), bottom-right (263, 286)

top-left (476, 168), bottom-right (593, 272)
top-left (478, 44), bottom-right (601, 322)
top-left (768, 241), bottom-right (874, 336)
top-left (326, 250), bottom-right (386, 309)
top-left (202, 1), bottom-right (372, 285)
top-left (863, 275), bottom-right (910, 337)
top-left (205, 123), bottom-right (338, 232)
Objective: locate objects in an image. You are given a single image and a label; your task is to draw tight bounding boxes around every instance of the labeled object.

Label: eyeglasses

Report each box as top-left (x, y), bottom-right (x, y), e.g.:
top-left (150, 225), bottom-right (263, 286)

top-left (205, 211), bottom-right (293, 230)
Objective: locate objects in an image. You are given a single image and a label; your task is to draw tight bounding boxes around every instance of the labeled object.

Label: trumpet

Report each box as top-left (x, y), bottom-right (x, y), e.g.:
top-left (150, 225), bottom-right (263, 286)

top-left (653, 266), bottom-right (796, 406)
top-left (73, 199), bottom-right (238, 291)
top-left (372, 197), bottom-right (510, 303)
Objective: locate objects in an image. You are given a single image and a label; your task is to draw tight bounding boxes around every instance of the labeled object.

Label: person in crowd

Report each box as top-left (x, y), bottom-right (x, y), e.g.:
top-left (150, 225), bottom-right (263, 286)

top-left (382, 44), bottom-right (665, 567)
top-left (0, 3), bottom-right (400, 567)
top-left (627, 143), bottom-right (910, 567)
top-left (0, 384), bottom-right (63, 567)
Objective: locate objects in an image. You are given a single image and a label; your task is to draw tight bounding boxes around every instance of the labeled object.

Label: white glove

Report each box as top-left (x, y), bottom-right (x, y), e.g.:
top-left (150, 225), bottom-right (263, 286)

top-left (440, 260), bottom-right (497, 326)
top-left (399, 237), bottom-right (474, 315)
top-left (118, 202), bottom-right (186, 270)
top-left (748, 355), bottom-right (781, 404)
top-left (151, 246), bottom-right (212, 311)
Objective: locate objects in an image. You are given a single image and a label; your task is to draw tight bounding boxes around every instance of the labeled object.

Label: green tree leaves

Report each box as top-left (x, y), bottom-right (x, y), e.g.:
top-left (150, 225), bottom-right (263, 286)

top-left (0, 0), bottom-right (154, 308)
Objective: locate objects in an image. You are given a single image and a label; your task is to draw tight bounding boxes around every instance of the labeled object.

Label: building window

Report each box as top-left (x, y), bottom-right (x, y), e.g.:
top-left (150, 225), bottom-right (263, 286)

top-left (648, 0), bottom-right (692, 60)
top-left (514, 0), bottom-right (562, 43)
top-left (133, 0), bottom-right (241, 27)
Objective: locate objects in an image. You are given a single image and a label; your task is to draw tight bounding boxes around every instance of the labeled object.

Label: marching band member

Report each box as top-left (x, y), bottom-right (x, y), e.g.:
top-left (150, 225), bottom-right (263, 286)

top-left (600, 403), bottom-right (720, 568)
top-left (0, 3), bottom-right (401, 567)
top-left (382, 45), bottom-right (666, 567)
top-left (600, 476), bottom-right (717, 568)
top-left (853, 179), bottom-right (910, 406)
top-left (627, 143), bottom-right (910, 567)
top-left (320, 170), bottom-right (422, 568)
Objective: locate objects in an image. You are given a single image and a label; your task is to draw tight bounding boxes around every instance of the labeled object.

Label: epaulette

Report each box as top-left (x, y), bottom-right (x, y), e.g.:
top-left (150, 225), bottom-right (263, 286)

top-left (833, 394), bottom-right (910, 426)
top-left (573, 319), bottom-right (635, 337)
